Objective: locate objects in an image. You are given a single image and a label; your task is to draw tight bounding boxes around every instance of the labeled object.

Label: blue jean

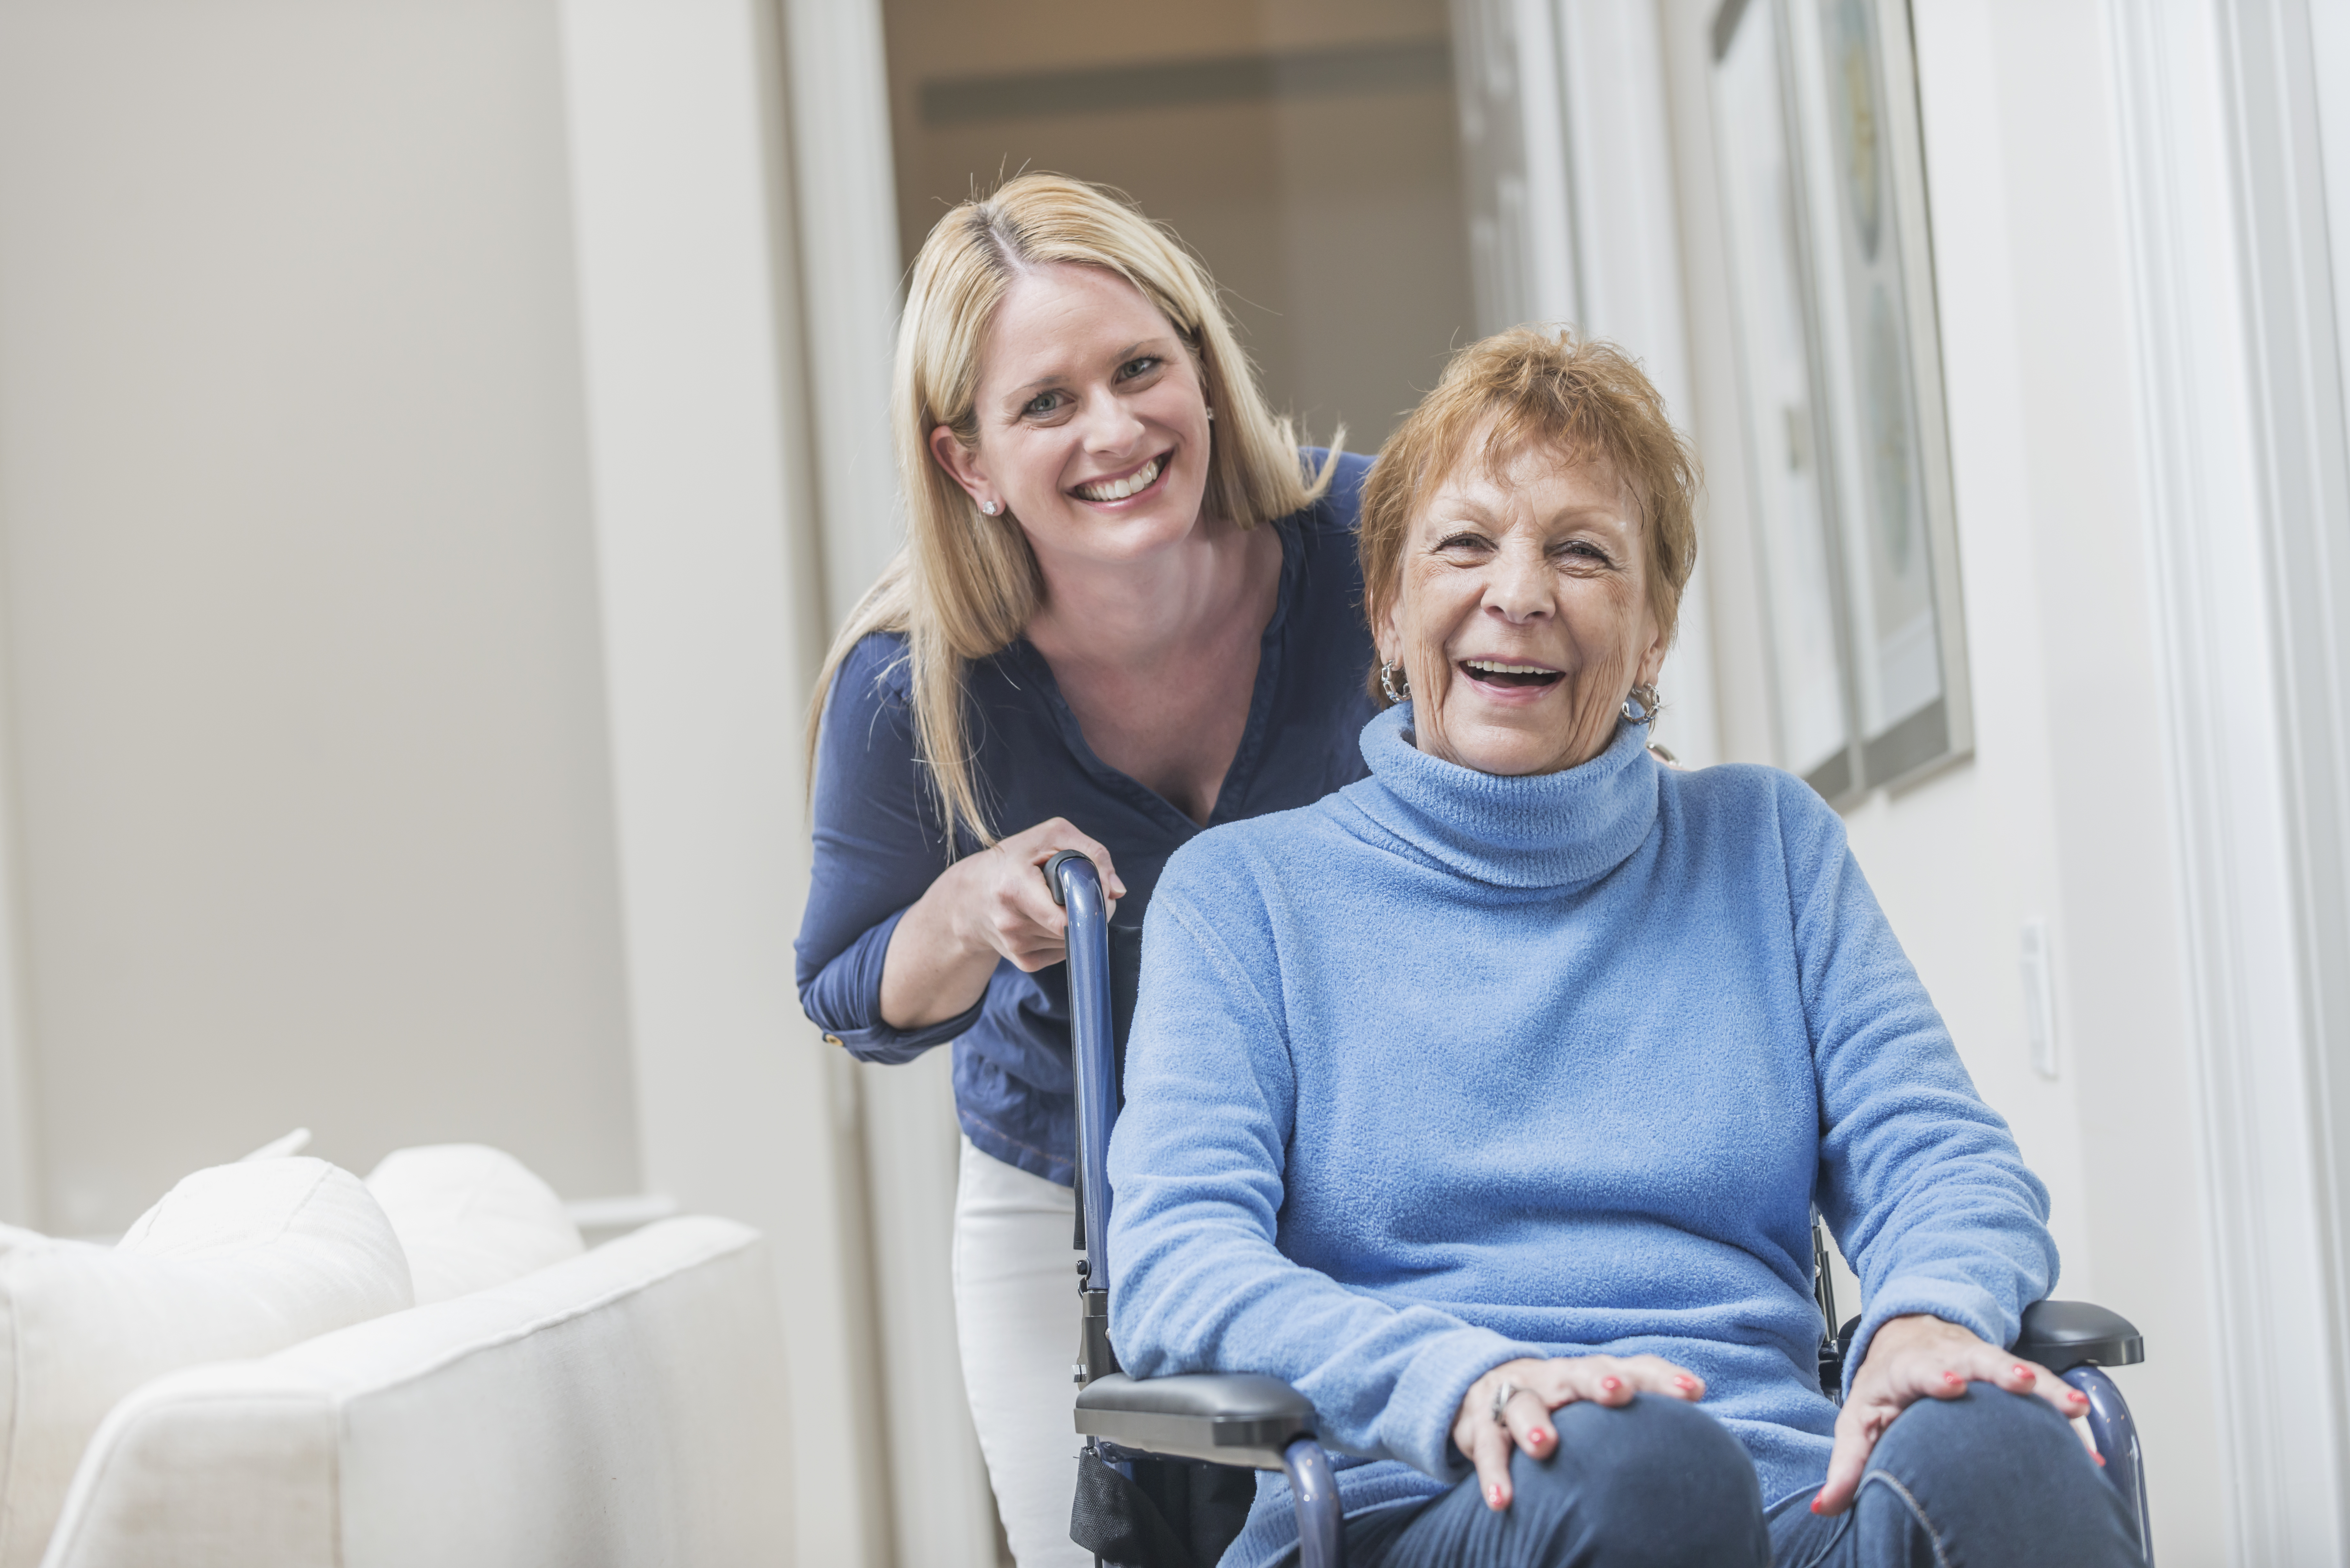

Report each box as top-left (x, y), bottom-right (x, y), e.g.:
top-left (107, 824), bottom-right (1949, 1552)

top-left (1332, 1386), bottom-right (2141, 1567)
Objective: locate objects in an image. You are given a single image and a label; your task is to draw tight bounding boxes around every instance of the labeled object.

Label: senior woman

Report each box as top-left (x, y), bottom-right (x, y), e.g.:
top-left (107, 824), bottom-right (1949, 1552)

top-left (795, 174), bottom-right (1375, 1565)
top-left (1105, 328), bottom-right (2141, 1567)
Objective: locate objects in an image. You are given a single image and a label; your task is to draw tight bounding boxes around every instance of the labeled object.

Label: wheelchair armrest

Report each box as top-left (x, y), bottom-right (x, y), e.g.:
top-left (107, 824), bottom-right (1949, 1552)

top-left (2014, 1300), bottom-right (2145, 1374)
top-left (1074, 1372), bottom-right (1318, 1470)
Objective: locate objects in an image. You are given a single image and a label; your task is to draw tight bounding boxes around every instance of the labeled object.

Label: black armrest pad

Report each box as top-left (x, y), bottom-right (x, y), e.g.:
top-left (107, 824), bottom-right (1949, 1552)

top-left (2013, 1300), bottom-right (2145, 1374)
top-left (1075, 1373), bottom-right (1316, 1470)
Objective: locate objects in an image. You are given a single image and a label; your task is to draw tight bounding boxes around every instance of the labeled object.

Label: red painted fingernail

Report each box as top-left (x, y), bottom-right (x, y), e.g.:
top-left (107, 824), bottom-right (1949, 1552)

top-left (1673, 1375), bottom-right (1697, 1390)
top-left (2094, 1452), bottom-right (2106, 1467)
top-left (1530, 1428), bottom-right (1552, 1447)
top-left (1810, 1495), bottom-right (1825, 1515)
top-left (1943, 1371), bottom-right (1964, 1386)
top-left (1489, 1484), bottom-right (1505, 1506)
top-left (2011, 1365), bottom-right (2035, 1382)
top-left (1602, 1376), bottom-right (1622, 1392)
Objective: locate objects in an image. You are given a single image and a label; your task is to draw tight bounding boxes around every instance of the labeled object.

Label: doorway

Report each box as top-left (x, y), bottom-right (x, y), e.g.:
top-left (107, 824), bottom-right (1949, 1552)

top-left (878, 0), bottom-right (1479, 451)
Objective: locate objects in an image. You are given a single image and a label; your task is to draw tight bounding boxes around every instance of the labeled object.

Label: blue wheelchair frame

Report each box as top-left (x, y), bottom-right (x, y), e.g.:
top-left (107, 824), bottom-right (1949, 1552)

top-left (1051, 851), bottom-right (2154, 1567)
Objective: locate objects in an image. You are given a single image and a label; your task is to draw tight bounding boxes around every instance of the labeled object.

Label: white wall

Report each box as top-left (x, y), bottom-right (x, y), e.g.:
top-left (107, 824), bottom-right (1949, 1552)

top-left (556, 2), bottom-right (898, 1563)
top-left (0, 0), bottom-right (641, 1232)
top-left (1663, 0), bottom-right (2226, 1557)
top-left (0, 2), bottom-right (906, 1562)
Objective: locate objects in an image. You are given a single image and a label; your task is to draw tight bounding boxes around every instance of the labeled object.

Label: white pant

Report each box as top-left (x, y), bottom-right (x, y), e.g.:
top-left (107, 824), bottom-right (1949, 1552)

top-left (953, 1136), bottom-right (1091, 1568)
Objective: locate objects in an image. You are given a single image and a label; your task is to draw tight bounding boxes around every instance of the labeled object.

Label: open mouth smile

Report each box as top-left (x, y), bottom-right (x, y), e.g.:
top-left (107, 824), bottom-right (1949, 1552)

top-left (1459, 658), bottom-right (1564, 691)
top-left (1071, 451), bottom-right (1171, 505)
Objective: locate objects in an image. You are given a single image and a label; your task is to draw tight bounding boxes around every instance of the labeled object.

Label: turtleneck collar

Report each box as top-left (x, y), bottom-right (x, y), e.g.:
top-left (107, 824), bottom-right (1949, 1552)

top-left (1343, 702), bottom-right (1659, 890)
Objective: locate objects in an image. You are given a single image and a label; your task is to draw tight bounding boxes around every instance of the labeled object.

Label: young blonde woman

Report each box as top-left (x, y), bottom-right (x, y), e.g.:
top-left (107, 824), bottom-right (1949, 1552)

top-left (792, 174), bottom-right (1377, 1565)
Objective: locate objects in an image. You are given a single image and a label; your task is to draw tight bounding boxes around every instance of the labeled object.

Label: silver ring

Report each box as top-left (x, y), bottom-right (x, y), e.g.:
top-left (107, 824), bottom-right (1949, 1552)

top-left (1489, 1379), bottom-right (1520, 1423)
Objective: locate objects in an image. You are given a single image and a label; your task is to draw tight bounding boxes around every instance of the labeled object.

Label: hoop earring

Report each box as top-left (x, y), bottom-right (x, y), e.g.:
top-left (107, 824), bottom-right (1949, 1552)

top-left (1623, 683), bottom-right (1662, 725)
top-left (1379, 660), bottom-right (1409, 705)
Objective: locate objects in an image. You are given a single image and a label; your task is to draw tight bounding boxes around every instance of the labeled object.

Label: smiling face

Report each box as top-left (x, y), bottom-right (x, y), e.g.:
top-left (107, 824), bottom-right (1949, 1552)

top-left (928, 262), bottom-right (1215, 572)
top-left (1376, 439), bottom-right (1668, 777)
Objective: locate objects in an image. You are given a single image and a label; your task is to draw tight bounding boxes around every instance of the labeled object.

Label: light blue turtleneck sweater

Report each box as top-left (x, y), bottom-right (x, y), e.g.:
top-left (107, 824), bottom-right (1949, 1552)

top-left (1105, 704), bottom-right (2056, 1568)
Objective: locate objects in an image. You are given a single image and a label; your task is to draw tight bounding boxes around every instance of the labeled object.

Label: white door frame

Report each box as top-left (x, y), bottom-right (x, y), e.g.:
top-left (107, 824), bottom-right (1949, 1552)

top-left (2108, 0), bottom-right (2350, 1559)
top-left (775, 3), bottom-right (1004, 1564)
top-left (777, 0), bottom-right (905, 622)
top-left (555, 2), bottom-right (895, 1563)
top-left (1550, 0), bottom-right (1721, 767)
top-left (1449, 0), bottom-right (1722, 765)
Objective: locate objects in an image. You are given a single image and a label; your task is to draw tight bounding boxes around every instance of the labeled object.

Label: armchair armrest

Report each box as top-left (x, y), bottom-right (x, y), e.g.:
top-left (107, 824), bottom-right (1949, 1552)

top-left (2014, 1300), bottom-right (2144, 1374)
top-left (1074, 1372), bottom-right (1318, 1469)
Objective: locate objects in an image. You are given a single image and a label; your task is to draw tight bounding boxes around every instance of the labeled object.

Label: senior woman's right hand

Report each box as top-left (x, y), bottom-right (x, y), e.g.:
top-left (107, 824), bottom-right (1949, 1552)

top-left (879, 818), bottom-right (1127, 1029)
top-left (1454, 1355), bottom-right (1706, 1511)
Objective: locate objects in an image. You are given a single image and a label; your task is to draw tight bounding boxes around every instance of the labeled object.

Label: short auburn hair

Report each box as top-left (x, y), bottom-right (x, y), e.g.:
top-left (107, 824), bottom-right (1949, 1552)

top-left (1358, 327), bottom-right (1699, 698)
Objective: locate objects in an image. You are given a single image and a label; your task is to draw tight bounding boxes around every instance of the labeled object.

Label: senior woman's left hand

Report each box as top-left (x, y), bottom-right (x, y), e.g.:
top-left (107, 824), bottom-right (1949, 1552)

top-left (1453, 1354), bottom-right (1706, 1511)
top-left (1812, 1313), bottom-right (2094, 1515)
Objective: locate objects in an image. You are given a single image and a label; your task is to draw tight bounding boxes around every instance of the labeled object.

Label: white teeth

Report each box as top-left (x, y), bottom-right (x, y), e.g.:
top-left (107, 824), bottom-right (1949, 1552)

top-left (1466, 659), bottom-right (1555, 676)
top-left (1076, 456), bottom-right (1162, 502)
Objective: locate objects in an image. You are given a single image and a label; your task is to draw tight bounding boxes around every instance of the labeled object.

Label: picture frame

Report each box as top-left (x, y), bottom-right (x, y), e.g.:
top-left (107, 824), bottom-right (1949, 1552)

top-left (1708, 0), bottom-right (1971, 801)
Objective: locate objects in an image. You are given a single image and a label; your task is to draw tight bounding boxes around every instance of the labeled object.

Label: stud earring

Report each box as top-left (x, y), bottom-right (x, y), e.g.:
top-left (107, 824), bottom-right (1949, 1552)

top-left (979, 500), bottom-right (998, 516)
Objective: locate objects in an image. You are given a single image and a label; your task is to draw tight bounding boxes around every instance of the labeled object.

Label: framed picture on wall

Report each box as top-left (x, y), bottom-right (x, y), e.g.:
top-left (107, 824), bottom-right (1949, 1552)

top-left (1708, 0), bottom-right (1970, 801)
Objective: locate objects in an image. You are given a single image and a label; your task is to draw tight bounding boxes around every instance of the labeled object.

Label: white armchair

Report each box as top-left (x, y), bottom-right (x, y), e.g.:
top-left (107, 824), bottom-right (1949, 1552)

top-left (0, 1147), bottom-right (793, 1568)
top-left (40, 1216), bottom-right (792, 1568)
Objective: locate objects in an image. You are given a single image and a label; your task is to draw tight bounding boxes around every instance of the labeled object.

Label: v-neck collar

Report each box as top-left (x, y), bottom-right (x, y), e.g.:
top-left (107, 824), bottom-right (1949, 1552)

top-left (1009, 518), bottom-right (1304, 838)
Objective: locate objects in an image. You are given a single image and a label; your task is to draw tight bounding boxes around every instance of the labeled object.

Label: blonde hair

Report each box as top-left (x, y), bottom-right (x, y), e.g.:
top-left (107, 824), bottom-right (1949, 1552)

top-left (810, 173), bottom-right (1337, 844)
top-left (1358, 326), bottom-right (1699, 701)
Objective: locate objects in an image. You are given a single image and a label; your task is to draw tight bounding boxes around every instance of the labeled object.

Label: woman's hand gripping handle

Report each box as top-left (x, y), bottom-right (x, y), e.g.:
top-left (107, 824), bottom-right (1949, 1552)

top-left (879, 819), bottom-right (1126, 1029)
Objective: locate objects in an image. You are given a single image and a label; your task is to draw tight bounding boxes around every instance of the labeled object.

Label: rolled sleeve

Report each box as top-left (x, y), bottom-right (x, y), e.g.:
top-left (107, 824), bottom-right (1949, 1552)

top-left (798, 904), bottom-right (984, 1062)
top-left (792, 634), bottom-right (967, 1061)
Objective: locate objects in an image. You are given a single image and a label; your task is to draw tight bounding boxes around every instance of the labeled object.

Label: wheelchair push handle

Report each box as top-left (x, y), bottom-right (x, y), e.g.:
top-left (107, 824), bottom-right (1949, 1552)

top-left (1043, 848), bottom-right (1093, 909)
top-left (1048, 851), bottom-right (1119, 1301)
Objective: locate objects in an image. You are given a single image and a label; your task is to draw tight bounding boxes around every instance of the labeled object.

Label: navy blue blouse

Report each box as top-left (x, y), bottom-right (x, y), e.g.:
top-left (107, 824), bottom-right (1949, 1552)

top-left (793, 451), bottom-right (1378, 1185)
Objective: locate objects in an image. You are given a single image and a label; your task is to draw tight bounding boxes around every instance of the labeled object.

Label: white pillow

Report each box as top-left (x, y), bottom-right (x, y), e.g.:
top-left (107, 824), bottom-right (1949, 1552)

top-left (0, 1157), bottom-right (412, 1568)
top-left (365, 1145), bottom-right (583, 1306)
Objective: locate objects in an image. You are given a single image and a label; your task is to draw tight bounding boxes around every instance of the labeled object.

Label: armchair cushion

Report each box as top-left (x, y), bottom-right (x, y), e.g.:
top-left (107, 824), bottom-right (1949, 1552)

top-left (364, 1145), bottom-right (582, 1305)
top-left (0, 1158), bottom-right (411, 1568)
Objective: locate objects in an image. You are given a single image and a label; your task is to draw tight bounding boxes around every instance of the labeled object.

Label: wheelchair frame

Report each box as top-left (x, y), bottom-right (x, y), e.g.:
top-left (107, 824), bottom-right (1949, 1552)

top-left (1052, 851), bottom-right (2153, 1567)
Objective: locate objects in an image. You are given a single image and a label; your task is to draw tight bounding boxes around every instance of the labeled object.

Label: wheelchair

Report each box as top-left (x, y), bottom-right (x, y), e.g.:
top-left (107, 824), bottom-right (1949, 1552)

top-left (1047, 851), bottom-right (2155, 1568)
